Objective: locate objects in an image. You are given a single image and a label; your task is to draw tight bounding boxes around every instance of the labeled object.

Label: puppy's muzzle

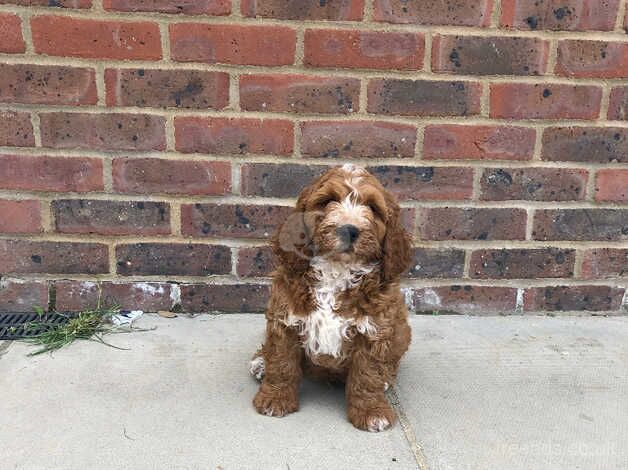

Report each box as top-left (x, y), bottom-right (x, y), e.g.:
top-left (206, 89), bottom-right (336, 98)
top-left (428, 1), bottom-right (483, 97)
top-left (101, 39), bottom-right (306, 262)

top-left (336, 224), bottom-right (360, 250)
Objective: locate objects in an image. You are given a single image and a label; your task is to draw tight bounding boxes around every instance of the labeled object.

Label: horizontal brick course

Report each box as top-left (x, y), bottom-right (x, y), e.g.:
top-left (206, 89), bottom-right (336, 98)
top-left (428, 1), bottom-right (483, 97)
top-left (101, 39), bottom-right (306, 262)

top-left (0, 200), bottom-right (41, 234)
top-left (470, 248), bottom-right (576, 279)
top-left (556, 40), bottom-right (628, 78)
top-left (608, 86), bottom-right (628, 120)
top-left (103, 0), bottom-right (230, 14)
top-left (181, 283), bottom-right (270, 313)
top-left (581, 249), bottom-right (627, 279)
top-left (0, 111), bottom-right (34, 147)
top-left (406, 249), bottom-right (465, 279)
top-left (0, 13), bottom-right (24, 53)
top-left (237, 246), bottom-right (274, 277)
top-left (242, 0), bottom-right (363, 20)
top-left (412, 286), bottom-right (518, 314)
top-left (240, 163), bottom-right (326, 198)
top-left (418, 208), bottom-right (527, 241)
top-left (480, 168), bottom-right (588, 201)
top-left (524, 286), bottom-right (624, 312)
top-left (542, 127), bottom-right (627, 163)
top-left (533, 209), bottom-right (628, 241)
top-left (594, 169), bottom-right (628, 202)
top-left (0, 280), bottom-right (48, 313)
top-left (0, 0), bottom-right (91, 7)
top-left (373, 0), bottom-right (493, 26)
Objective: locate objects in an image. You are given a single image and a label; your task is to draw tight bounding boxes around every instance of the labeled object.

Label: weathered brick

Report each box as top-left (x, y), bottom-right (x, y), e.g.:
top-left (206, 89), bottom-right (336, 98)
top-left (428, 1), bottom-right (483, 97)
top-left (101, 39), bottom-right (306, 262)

top-left (304, 29), bottom-right (424, 71)
top-left (170, 23), bottom-right (295, 66)
top-left (40, 113), bottom-right (166, 151)
top-left (175, 117), bottom-right (293, 155)
top-left (116, 243), bottom-right (231, 276)
top-left (432, 35), bottom-right (549, 76)
top-left (412, 286), bottom-right (517, 314)
top-left (239, 74), bottom-right (360, 114)
top-left (105, 69), bottom-right (229, 109)
top-left (181, 204), bottom-right (292, 239)
top-left (418, 208), bottom-right (527, 241)
top-left (423, 125), bottom-right (535, 161)
top-left (0, 240), bottom-right (108, 274)
top-left (181, 283), bottom-right (270, 313)
top-left (490, 84), bottom-right (602, 120)
top-left (524, 286), bottom-right (624, 312)
top-left (594, 169), bottom-right (628, 202)
top-left (0, 13), bottom-right (24, 53)
top-left (31, 16), bottom-right (162, 60)
top-left (0, 280), bottom-right (48, 313)
top-left (237, 246), bottom-right (274, 277)
top-left (368, 165), bottom-right (473, 201)
top-left (608, 86), bottom-right (628, 120)
top-left (55, 281), bottom-right (176, 313)
top-left (0, 111), bottom-right (34, 147)
top-left (112, 158), bottom-right (231, 196)
top-left (500, 0), bottom-right (620, 31)
top-left (406, 249), bottom-right (465, 279)
top-left (0, 200), bottom-right (41, 234)
top-left (53, 199), bottom-right (171, 236)
top-left (241, 163), bottom-right (327, 198)
top-left (556, 40), bottom-right (628, 78)
top-left (300, 121), bottom-right (416, 158)
top-left (0, 155), bottom-right (103, 193)
top-left (0, 0), bottom-right (91, 7)
top-left (533, 209), bottom-right (628, 241)
top-left (480, 168), bottom-right (588, 201)
top-left (581, 249), bottom-right (628, 279)
top-left (368, 79), bottom-right (482, 116)
top-left (0, 64), bottom-right (97, 106)
top-left (374, 0), bottom-right (493, 26)
top-left (542, 127), bottom-right (627, 163)
top-left (470, 249), bottom-right (575, 279)
top-left (242, 0), bottom-right (363, 20)
top-left (103, 0), bottom-right (230, 14)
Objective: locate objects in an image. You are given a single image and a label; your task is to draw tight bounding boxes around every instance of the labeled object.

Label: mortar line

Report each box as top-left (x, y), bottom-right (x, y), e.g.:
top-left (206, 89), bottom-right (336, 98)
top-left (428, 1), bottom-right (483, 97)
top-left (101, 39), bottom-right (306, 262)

top-left (102, 155), bottom-right (113, 192)
top-left (573, 249), bottom-right (585, 279)
top-left (358, 78), bottom-right (368, 114)
top-left (491, 0), bottom-right (502, 28)
top-left (423, 33), bottom-right (432, 73)
top-left (231, 0), bottom-right (242, 18)
top-left (615, 0), bottom-right (627, 31)
top-left (414, 125), bottom-right (425, 159)
top-left (295, 27), bottom-right (305, 66)
top-left (91, 0), bottom-right (104, 12)
top-left (231, 246), bottom-right (239, 277)
top-left (585, 167), bottom-right (597, 201)
top-left (472, 167), bottom-right (482, 200)
top-left (532, 126), bottom-right (544, 161)
top-left (95, 63), bottom-right (106, 106)
top-left (363, 0), bottom-right (374, 22)
top-left (526, 208), bottom-right (535, 240)
top-left (170, 202), bottom-right (182, 236)
top-left (29, 111), bottom-right (42, 147)
top-left (546, 39), bottom-right (559, 75)
top-left (229, 72), bottom-right (241, 111)
top-left (480, 81), bottom-right (490, 117)
top-left (599, 85), bottom-right (612, 121)
top-left (159, 22), bottom-right (171, 62)
top-left (40, 198), bottom-right (52, 232)
top-left (165, 114), bottom-right (176, 151)
top-left (231, 160), bottom-right (242, 194)
top-left (18, 10), bottom-right (33, 55)
top-left (463, 249), bottom-right (472, 278)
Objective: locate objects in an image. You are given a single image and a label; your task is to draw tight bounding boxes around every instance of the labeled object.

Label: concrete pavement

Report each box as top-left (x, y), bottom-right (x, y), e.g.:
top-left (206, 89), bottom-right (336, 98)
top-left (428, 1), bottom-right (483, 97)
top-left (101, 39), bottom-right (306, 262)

top-left (1, 314), bottom-right (626, 470)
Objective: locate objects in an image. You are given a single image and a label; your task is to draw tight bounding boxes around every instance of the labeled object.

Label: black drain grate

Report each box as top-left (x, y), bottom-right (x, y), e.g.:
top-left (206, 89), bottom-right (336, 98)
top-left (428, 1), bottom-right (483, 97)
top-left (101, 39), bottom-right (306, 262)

top-left (0, 312), bottom-right (71, 340)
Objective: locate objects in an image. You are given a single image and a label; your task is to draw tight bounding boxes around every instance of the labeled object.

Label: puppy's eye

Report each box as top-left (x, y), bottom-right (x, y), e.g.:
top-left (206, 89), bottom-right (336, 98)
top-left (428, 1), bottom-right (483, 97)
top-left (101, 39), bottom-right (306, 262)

top-left (313, 196), bottom-right (335, 208)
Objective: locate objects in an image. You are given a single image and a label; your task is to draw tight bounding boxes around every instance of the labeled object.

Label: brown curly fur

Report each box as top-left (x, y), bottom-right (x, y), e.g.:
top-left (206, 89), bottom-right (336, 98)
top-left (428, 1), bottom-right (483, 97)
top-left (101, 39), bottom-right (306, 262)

top-left (251, 165), bottom-right (412, 432)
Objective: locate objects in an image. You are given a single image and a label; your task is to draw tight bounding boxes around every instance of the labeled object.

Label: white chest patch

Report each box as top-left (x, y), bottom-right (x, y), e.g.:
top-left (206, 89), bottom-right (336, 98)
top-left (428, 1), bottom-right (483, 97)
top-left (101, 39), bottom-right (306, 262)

top-left (285, 257), bottom-right (377, 358)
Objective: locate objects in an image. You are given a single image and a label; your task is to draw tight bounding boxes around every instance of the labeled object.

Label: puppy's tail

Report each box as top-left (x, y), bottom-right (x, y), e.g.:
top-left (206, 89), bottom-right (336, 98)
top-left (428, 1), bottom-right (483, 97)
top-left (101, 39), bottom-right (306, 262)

top-left (249, 347), bottom-right (265, 382)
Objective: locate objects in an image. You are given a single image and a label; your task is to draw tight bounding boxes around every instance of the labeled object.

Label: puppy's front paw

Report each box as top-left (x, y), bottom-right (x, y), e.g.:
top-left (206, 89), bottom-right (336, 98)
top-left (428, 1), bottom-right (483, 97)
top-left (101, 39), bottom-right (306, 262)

top-left (253, 384), bottom-right (298, 418)
top-left (348, 399), bottom-right (396, 432)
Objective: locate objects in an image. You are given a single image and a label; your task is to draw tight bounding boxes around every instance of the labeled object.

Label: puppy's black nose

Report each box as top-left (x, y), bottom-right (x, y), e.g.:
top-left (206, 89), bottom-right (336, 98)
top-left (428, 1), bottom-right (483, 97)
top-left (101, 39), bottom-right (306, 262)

top-left (337, 224), bottom-right (360, 245)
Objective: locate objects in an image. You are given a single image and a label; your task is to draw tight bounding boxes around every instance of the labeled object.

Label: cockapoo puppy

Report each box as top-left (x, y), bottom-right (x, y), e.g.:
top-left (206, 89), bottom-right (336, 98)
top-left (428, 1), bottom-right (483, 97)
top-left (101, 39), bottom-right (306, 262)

top-left (250, 164), bottom-right (412, 432)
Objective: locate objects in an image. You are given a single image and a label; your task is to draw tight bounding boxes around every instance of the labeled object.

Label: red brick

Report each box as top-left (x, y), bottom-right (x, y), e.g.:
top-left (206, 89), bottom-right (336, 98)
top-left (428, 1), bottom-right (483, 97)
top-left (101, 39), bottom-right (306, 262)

top-left (368, 165), bottom-right (473, 201)
top-left (0, 0), bottom-right (92, 7)
top-left (608, 86), bottom-right (628, 120)
top-left (368, 79), bottom-right (482, 116)
top-left (105, 69), bottom-right (229, 109)
top-left (594, 169), bottom-right (628, 202)
top-left (423, 125), bottom-right (535, 161)
top-left (432, 35), bottom-right (549, 76)
top-left (116, 243), bottom-right (231, 276)
top-left (480, 168), bottom-right (588, 201)
top-left (240, 74), bottom-right (360, 114)
top-left (581, 249), bottom-right (628, 279)
top-left (175, 117), bottom-right (293, 155)
top-left (374, 0), bottom-right (493, 26)
top-left (490, 83), bottom-right (602, 120)
top-left (55, 281), bottom-right (177, 313)
top-left (53, 199), bottom-right (171, 236)
top-left (181, 203), bottom-right (292, 239)
top-left (103, 0), bottom-right (230, 14)
top-left (533, 209), bottom-right (628, 241)
top-left (542, 127), bottom-right (627, 163)
top-left (412, 286), bottom-right (517, 315)
top-left (0, 280), bottom-right (48, 313)
top-left (170, 23), bottom-right (295, 66)
top-left (406, 249), bottom-right (465, 279)
top-left (31, 16), bottom-right (161, 60)
top-left (112, 158), bottom-right (231, 196)
top-left (237, 246), bottom-right (274, 277)
top-left (180, 283), bottom-right (270, 313)
top-left (470, 249), bottom-right (575, 279)
top-left (500, 0), bottom-right (620, 31)
top-left (524, 286), bottom-right (624, 312)
top-left (0, 240), bottom-right (108, 274)
top-left (241, 163), bottom-right (327, 198)
top-left (0, 64), bottom-right (97, 106)
top-left (0, 200), bottom-right (41, 234)
top-left (0, 155), bottom-right (103, 193)
top-left (300, 121), bottom-right (416, 158)
top-left (304, 29), bottom-right (424, 71)
top-left (0, 13), bottom-right (24, 53)
top-left (242, 0), bottom-right (363, 19)
top-left (0, 111), bottom-right (34, 147)
top-left (418, 208), bottom-right (527, 241)
top-left (40, 113), bottom-right (166, 151)
top-left (556, 40), bottom-right (628, 78)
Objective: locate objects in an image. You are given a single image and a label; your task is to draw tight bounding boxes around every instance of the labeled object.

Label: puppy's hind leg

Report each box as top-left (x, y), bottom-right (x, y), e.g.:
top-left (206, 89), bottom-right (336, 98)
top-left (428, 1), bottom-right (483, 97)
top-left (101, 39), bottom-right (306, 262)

top-left (249, 347), bottom-right (265, 382)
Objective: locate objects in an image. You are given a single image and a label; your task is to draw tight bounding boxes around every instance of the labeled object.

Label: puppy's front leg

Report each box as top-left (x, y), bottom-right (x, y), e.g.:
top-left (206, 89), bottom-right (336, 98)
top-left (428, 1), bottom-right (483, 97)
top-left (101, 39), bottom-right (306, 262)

top-left (253, 321), bottom-right (302, 417)
top-left (346, 337), bottom-right (396, 432)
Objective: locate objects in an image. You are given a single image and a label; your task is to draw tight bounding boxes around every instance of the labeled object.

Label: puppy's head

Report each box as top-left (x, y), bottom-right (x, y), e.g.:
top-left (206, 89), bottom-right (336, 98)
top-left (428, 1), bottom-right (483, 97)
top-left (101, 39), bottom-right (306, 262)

top-left (274, 164), bottom-right (412, 281)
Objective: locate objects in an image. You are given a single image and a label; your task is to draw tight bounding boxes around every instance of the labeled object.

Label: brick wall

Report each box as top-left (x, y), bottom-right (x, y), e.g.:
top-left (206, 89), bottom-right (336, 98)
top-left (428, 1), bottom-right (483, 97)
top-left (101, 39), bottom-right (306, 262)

top-left (0, 0), bottom-right (626, 316)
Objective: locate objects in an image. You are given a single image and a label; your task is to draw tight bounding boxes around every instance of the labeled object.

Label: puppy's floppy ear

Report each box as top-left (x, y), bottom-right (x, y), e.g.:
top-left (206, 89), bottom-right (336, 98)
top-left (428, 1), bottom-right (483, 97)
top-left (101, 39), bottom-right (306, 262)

top-left (381, 195), bottom-right (412, 282)
top-left (271, 210), bottom-right (316, 274)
